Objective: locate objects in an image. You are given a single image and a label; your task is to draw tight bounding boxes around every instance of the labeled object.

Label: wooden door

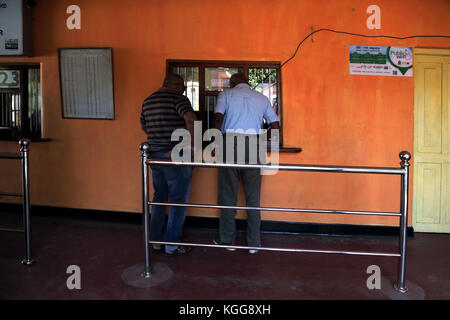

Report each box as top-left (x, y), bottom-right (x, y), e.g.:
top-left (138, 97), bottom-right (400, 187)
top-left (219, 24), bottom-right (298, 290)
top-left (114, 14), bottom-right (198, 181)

top-left (413, 49), bottom-right (450, 233)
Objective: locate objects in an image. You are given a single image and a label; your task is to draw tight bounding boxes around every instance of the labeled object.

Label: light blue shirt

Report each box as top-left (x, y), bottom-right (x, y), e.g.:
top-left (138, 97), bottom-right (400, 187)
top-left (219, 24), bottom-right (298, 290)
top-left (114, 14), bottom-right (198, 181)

top-left (214, 83), bottom-right (279, 134)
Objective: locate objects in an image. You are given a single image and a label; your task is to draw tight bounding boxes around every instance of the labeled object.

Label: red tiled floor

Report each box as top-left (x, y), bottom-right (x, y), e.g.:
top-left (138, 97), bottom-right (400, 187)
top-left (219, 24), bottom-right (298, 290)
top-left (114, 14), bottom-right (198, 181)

top-left (0, 211), bottom-right (449, 300)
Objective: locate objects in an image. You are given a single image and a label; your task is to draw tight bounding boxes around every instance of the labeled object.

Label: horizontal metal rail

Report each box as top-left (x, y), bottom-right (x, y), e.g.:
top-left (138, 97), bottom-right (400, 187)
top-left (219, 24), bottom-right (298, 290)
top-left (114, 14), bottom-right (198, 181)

top-left (0, 152), bottom-right (22, 160)
top-left (0, 140), bottom-right (34, 265)
top-left (147, 159), bottom-right (405, 175)
top-left (149, 240), bottom-right (401, 257)
top-left (0, 192), bottom-right (23, 197)
top-left (148, 201), bottom-right (402, 217)
top-left (0, 227), bottom-right (24, 233)
top-left (139, 143), bottom-right (411, 293)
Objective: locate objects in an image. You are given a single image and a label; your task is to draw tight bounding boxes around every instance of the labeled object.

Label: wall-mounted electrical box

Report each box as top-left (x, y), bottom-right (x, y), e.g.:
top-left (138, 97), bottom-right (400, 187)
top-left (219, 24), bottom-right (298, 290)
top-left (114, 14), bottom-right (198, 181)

top-left (0, 0), bottom-right (33, 56)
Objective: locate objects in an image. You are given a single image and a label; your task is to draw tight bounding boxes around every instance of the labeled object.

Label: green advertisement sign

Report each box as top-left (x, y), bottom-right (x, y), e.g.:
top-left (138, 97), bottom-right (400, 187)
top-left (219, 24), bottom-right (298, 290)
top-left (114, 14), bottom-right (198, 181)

top-left (350, 45), bottom-right (413, 77)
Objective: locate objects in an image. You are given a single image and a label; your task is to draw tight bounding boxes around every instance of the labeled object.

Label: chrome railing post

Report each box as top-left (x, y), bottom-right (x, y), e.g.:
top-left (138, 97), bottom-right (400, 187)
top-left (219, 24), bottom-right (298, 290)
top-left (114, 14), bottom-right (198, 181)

top-left (140, 143), bottom-right (152, 278)
top-left (395, 151), bottom-right (411, 293)
top-left (20, 139), bottom-right (34, 265)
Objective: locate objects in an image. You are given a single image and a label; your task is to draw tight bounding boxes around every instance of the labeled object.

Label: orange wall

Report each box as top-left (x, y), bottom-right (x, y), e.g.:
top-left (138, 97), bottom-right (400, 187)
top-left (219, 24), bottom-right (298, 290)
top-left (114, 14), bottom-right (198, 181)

top-left (1, 0), bottom-right (450, 226)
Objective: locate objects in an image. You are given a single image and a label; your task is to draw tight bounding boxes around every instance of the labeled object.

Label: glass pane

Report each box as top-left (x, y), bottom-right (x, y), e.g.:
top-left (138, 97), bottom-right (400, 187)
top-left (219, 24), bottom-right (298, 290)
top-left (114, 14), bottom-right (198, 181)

top-left (205, 95), bottom-right (217, 131)
top-left (173, 67), bottom-right (200, 111)
top-left (249, 68), bottom-right (278, 116)
top-left (0, 92), bottom-right (20, 128)
top-left (28, 68), bottom-right (41, 134)
top-left (205, 67), bottom-right (242, 91)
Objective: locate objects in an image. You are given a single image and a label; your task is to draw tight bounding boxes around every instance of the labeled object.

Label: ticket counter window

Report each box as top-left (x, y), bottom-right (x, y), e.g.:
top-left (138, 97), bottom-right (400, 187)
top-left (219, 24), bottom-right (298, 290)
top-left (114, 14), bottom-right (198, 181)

top-left (0, 66), bottom-right (41, 141)
top-left (168, 61), bottom-right (281, 137)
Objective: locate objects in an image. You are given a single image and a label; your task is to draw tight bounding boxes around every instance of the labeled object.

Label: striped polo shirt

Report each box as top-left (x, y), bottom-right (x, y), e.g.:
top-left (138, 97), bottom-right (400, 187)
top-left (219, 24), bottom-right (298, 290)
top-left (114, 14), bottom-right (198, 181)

top-left (140, 88), bottom-right (193, 152)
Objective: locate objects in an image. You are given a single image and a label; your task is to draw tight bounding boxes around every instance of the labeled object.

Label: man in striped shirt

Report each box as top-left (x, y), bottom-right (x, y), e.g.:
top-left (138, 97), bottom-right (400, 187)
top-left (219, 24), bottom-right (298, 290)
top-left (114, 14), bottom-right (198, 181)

top-left (140, 73), bottom-right (197, 256)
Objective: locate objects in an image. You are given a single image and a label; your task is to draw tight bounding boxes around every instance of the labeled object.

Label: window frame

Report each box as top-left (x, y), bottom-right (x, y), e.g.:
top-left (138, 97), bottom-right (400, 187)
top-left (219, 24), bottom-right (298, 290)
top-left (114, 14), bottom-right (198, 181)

top-left (167, 60), bottom-right (283, 146)
top-left (0, 64), bottom-right (41, 141)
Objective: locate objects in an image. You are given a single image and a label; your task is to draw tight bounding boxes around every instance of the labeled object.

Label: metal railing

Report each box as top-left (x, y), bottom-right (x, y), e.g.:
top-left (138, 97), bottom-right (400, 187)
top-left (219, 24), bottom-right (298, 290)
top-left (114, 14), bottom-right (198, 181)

top-left (139, 143), bottom-right (411, 293)
top-left (0, 139), bottom-right (34, 265)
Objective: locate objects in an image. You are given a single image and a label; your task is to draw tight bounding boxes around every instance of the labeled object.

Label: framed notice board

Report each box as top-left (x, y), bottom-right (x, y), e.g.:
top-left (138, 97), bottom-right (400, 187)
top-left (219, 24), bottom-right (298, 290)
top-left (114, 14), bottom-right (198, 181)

top-left (59, 48), bottom-right (115, 120)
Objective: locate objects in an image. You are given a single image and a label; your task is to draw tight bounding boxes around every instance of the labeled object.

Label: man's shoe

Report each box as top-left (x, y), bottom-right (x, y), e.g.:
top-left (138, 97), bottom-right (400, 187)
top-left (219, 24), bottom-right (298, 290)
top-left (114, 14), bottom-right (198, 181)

top-left (151, 244), bottom-right (163, 253)
top-left (249, 245), bottom-right (260, 254)
top-left (164, 246), bottom-right (193, 257)
top-left (213, 238), bottom-right (236, 251)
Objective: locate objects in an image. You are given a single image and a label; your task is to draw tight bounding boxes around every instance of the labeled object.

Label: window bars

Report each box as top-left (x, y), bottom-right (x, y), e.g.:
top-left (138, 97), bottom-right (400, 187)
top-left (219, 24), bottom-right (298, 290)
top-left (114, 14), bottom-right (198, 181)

top-left (0, 140), bottom-right (34, 265)
top-left (139, 143), bottom-right (411, 293)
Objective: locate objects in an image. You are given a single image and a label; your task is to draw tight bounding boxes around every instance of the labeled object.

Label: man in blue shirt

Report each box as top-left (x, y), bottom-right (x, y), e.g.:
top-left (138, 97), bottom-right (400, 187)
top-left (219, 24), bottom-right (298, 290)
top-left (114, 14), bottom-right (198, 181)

top-left (213, 73), bottom-right (280, 253)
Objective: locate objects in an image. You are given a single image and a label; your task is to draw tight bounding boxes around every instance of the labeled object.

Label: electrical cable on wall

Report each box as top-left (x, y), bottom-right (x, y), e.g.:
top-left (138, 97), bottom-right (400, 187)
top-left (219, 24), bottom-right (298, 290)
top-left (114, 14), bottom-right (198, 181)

top-left (253, 29), bottom-right (450, 113)
top-left (281, 28), bottom-right (450, 68)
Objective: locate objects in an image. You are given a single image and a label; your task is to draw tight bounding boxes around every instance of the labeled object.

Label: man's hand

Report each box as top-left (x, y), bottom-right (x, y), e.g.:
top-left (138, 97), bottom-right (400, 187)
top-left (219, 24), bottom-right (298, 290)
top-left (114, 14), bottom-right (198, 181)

top-left (268, 121), bottom-right (280, 141)
top-left (213, 112), bottom-right (224, 131)
top-left (183, 111), bottom-right (198, 145)
top-left (183, 111), bottom-right (199, 162)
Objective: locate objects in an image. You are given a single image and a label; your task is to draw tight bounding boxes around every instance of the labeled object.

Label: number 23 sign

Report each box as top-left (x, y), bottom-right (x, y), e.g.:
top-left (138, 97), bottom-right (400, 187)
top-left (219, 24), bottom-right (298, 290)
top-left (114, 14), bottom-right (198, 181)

top-left (0, 70), bottom-right (20, 88)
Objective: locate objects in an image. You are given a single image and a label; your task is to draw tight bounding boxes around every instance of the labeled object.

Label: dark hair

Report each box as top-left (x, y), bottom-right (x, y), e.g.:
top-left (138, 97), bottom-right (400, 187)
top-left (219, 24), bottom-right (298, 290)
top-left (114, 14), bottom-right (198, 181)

top-left (230, 73), bottom-right (248, 85)
top-left (163, 73), bottom-right (184, 87)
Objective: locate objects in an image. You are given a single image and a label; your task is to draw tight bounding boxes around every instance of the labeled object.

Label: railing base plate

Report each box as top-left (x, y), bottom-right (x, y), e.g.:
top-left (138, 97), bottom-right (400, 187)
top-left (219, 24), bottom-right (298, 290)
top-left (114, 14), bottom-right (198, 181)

top-left (393, 283), bottom-right (408, 293)
top-left (122, 262), bottom-right (173, 288)
top-left (21, 259), bottom-right (35, 266)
